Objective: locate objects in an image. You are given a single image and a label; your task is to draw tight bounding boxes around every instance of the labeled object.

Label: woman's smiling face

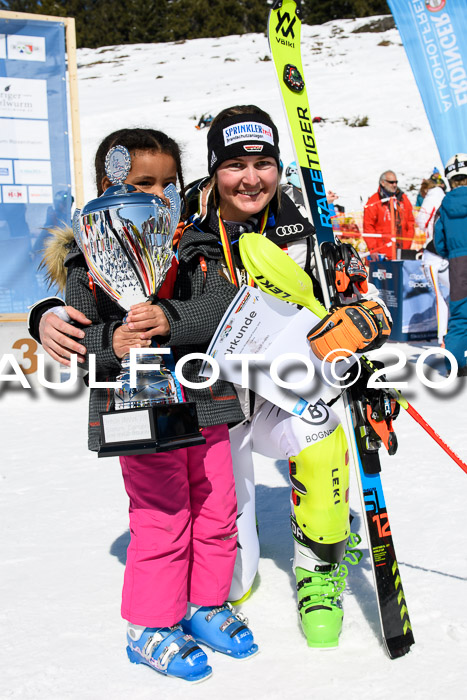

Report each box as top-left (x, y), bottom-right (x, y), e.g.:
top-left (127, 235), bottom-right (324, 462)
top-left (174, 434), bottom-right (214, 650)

top-left (216, 155), bottom-right (279, 222)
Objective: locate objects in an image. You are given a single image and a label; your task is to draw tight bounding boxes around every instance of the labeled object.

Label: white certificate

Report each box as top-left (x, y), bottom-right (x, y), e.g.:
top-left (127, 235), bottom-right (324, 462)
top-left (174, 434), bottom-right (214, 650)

top-left (201, 286), bottom-right (355, 415)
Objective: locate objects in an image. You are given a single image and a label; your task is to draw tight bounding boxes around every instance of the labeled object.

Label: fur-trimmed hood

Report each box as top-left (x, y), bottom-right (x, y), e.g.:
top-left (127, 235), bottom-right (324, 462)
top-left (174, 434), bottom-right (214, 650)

top-left (40, 226), bottom-right (76, 292)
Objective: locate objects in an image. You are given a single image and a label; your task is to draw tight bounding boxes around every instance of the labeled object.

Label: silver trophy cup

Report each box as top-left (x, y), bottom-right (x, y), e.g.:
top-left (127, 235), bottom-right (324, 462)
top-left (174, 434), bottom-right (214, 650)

top-left (73, 145), bottom-right (205, 457)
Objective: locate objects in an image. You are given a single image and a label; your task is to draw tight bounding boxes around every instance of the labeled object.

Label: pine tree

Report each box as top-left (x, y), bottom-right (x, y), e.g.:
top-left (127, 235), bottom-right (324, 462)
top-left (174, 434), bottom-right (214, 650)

top-left (127, 0), bottom-right (171, 45)
top-left (302, 0), bottom-right (390, 25)
top-left (170, 0), bottom-right (268, 41)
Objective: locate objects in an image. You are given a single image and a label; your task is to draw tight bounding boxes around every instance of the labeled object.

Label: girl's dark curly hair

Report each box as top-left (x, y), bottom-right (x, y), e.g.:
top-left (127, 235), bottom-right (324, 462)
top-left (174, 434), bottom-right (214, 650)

top-left (94, 127), bottom-right (186, 207)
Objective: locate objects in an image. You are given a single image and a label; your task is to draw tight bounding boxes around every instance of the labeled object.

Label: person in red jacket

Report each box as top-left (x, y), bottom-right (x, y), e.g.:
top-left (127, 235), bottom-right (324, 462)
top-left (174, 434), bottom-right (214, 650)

top-left (363, 170), bottom-right (415, 259)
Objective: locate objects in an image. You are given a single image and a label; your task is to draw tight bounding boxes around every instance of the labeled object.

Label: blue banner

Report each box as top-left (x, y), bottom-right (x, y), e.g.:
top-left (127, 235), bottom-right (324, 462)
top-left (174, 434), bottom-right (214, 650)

top-left (387, 0), bottom-right (467, 165)
top-left (369, 258), bottom-right (450, 341)
top-left (0, 17), bottom-right (71, 313)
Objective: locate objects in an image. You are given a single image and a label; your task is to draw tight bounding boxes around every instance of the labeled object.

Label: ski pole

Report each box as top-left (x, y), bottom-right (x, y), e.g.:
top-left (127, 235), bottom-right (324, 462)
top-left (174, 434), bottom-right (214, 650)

top-left (392, 390), bottom-right (467, 476)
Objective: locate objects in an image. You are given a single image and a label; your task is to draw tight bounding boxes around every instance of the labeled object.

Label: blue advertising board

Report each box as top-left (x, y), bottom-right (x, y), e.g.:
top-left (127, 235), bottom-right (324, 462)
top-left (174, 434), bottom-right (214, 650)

top-left (0, 17), bottom-right (71, 312)
top-left (369, 259), bottom-right (442, 342)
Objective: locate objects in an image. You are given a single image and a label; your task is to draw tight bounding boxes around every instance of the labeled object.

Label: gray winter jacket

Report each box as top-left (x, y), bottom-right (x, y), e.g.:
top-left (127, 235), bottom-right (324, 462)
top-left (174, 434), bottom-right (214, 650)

top-left (65, 226), bottom-right (245, 451)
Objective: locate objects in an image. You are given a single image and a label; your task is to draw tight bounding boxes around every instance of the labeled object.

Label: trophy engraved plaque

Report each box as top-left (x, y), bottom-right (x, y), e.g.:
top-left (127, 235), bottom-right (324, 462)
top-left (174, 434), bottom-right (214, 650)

top-left (73, 145), bottom-right (205, 457)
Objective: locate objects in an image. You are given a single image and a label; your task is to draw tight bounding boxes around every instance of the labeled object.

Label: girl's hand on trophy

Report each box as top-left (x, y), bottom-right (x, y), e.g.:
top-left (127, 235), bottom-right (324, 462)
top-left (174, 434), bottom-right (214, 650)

top-left (112, 324), bottom-right (151, 359)
top-left (39, 305), bottom-right (91, 365)
top-left (127, 302), bottom-right (170, 338)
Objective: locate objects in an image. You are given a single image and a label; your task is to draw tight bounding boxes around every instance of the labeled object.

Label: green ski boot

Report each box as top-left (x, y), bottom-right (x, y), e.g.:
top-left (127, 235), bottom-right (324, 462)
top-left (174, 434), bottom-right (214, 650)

top-left (296, 564), bottom-right (347, 648)
top-left (295, 533), bottom-right (362, 648)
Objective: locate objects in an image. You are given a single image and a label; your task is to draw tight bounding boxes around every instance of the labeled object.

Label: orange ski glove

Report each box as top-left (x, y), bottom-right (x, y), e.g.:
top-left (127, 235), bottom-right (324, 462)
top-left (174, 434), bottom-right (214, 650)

top-left (307, 300), bottom-right (391, 362)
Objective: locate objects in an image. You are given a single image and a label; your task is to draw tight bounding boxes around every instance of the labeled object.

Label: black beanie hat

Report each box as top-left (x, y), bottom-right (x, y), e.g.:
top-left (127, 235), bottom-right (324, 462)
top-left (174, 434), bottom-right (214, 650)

top-left (207, 112), bottom-right (280, 176)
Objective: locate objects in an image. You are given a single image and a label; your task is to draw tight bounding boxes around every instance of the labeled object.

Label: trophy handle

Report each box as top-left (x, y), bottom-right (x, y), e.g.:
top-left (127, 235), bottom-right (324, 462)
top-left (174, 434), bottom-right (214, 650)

top-left (72, 208), bottom-right (84, 254)
top-left (163, 184), bottom-right (181, 240)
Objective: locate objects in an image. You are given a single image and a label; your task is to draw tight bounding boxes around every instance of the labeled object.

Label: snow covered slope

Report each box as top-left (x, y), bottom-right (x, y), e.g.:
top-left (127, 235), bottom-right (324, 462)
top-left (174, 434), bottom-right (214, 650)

top-left (75, 16), bottom-right (440, 212)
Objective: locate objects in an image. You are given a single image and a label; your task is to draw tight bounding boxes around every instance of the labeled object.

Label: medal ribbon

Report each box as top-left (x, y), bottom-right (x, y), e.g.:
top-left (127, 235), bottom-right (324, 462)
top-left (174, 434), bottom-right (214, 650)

top-left (217, 206), bottom-right (269, 287)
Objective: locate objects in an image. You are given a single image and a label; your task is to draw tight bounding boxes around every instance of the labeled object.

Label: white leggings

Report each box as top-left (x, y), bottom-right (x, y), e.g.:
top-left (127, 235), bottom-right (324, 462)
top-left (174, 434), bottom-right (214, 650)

top-left (228, 400), bottom-right (341, 601)
top-left (423, 249), bottom-right (450, 343)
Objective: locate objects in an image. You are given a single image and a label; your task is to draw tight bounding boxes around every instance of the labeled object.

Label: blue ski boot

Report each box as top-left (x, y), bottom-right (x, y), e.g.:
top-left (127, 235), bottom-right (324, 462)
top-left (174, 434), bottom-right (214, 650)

top-left (126, 624), bottom-right (212, 682)
top-left (182, 603), bottom-right (258, 659)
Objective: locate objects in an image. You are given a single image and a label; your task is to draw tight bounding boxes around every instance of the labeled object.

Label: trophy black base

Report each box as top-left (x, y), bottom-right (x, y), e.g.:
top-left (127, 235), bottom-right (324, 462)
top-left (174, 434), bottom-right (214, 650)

top-left (98, 402), bottom-right (206, 458)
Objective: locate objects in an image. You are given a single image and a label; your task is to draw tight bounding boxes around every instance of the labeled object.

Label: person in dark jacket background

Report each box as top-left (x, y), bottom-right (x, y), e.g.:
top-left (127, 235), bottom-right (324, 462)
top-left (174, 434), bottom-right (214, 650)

top-left (434, 153), bottom-right (467, 376)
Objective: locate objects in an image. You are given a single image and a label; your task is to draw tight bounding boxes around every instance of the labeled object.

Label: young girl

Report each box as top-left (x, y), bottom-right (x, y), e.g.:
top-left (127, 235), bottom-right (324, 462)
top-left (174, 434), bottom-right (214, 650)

top-left (45, 128), bottom-right (258, 682)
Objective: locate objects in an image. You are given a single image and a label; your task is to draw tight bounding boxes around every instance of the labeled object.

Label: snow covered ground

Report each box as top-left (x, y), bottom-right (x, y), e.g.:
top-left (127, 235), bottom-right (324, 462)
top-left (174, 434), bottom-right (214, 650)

top-left (2, 343), bottom-right (467, 699)
top-left (2, 14), bottom-right (467, 700)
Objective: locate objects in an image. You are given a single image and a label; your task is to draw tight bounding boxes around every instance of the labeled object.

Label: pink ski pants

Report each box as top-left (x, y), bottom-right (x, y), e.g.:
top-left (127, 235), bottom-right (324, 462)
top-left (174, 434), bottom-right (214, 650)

top-left (119, 423), bottom-right (237, 627)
